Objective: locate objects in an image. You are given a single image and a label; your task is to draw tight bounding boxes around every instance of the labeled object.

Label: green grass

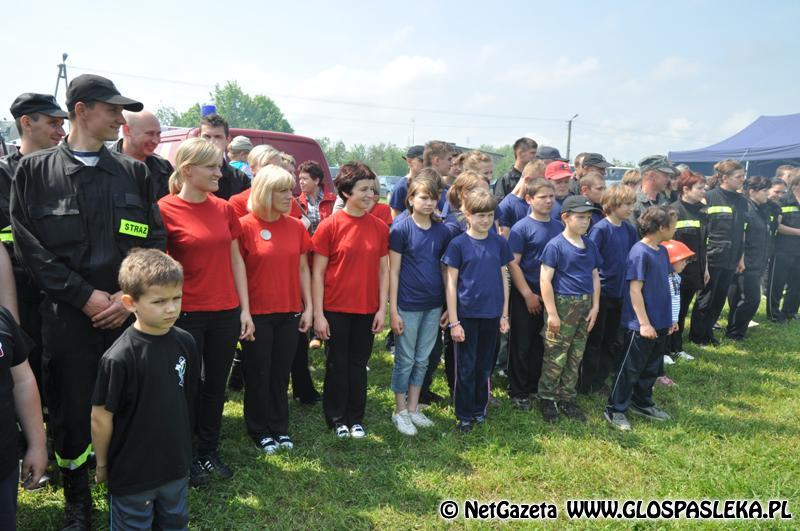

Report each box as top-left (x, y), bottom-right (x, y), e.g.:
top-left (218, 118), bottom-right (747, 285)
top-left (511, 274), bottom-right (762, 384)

top-left (18, 303), bottom-right (800, 530)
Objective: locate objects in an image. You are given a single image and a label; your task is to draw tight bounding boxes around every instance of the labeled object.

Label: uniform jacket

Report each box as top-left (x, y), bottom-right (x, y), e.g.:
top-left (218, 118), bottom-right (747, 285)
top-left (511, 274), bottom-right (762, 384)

top-left (704, 186), bottom-right (747, 270)
top-left (671, 198), bottom-right (707, 289)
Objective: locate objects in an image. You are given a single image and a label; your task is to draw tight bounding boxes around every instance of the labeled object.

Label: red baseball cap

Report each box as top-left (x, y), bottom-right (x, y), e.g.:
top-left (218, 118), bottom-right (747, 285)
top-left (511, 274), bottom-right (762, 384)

top-left (545, 161), bottom-right (572, 181)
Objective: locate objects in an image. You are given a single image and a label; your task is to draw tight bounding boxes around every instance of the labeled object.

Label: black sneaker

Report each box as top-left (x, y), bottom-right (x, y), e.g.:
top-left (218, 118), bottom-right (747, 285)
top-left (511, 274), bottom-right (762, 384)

top-left (189, 459), bottom-right (211, 487)
top-left (512, 397), bottom-right (532, 411)
top-left (62, 501), bottom-right (92, 531)
top-left (558, 401), bottom-right (587, 422)
top-left (199, 452), bottom-right (234, 480)
top-left (419, 391), bottom-right (444, 405)
top-left (539, 399), bottom-right (559, 423)
top-left (455, 420), bottom-right (473, 433)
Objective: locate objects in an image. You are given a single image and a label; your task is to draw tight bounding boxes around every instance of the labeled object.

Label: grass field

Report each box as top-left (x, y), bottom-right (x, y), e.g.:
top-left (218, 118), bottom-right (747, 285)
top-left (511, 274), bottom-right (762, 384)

top-left (17, 303), bottom-right (800, 530)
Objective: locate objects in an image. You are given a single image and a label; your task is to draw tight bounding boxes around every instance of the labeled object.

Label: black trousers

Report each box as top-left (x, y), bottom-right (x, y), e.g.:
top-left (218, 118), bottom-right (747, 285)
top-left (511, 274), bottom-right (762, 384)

top-left (670, 281), bottom-right (699, 353)
top-left (242, 313), bottom-right (299, 440)
top-left (579, 295), bottom-right (623, 393)
top-left (15, 271), bottom-right (44, 400)
top-left (607, 329), bottom-right (668, 413)
top-left (767, 254), bottom-right (800, 320)
top-left (507, 284), bottom-right (544, 398)
top-left (726, 272), bottom-right (762, 339)
top-left (422, 325), bottom-right (455, 395)
top-left (690, 266), bottom-right (735, 344)
top-left (177, 307), bottom-right (240, 456)
top-left (40, 300), bottom-right (130, 500)
top-left (322, 311), bottom-right (375, 428)
top-left (291, 331), bottom-right (320, 402)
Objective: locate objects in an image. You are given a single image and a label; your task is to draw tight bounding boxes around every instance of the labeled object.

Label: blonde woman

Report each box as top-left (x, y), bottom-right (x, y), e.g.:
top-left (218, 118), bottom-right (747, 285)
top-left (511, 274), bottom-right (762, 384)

top-left (157, 137), bottom-right (255, 485)
top-left (238, 165), bottom-right (313, 453)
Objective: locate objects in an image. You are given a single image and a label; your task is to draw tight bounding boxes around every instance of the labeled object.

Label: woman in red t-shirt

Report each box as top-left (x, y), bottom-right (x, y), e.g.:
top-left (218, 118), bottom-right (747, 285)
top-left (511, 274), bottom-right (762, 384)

top-left (312, 162), bottom-right (389, 439)
top-left (157, 138), bottom-right (255, 484)
top-left (238, 165), bottom-right (313, 453)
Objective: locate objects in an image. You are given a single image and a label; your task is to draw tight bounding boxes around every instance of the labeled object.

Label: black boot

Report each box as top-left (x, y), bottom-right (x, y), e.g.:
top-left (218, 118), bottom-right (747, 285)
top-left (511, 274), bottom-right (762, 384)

top-left (61, 466), bottom-right (92, 530)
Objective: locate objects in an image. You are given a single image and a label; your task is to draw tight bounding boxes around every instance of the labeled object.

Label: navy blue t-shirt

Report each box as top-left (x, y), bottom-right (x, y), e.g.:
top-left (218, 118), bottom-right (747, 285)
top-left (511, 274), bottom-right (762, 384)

top-left (508, 216), bottom-right (563, 292)
top-left (588, 218), bottom-right (638, 298)
top-left (389, 177), bottom-right (409, 212)
top-left (620, 242), bottom-right (672, 331)
top-left (540, 234), bottom-right (602, 296)
top-left (551, 196), bottom-right (564, 221)
top-left (497, 194), bottom-right (530, 228)
top-left (390, 216), bottom-right (452, 311)
top-left (442, 232), bottom-right (513, 318)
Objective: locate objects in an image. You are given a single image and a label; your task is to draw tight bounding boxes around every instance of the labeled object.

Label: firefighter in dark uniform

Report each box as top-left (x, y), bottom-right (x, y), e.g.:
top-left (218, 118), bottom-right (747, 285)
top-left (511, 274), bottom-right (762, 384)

top-left (111, 109), bottom-right (173, 200)
top-left (768, 173), bottom-right (800, 322)
top-left (10, 74), bottom-right (166, 530)
top-left (0, 93), bottom-right (67, 395)
top-left (689, 160), bottom-right (747, 346)
top-left (669, 168), bottom-right (708, 356)
top-left (198, 113), bottom-right (250, 200)
top-left (726, 176), bottom-right (773, 339)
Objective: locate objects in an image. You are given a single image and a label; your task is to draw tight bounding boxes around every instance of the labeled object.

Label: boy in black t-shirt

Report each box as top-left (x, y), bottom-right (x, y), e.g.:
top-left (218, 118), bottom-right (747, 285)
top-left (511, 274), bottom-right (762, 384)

top-left (91, 249), bottom-right (196, 530)
top-left (0, 305), bottom-right (47, 530)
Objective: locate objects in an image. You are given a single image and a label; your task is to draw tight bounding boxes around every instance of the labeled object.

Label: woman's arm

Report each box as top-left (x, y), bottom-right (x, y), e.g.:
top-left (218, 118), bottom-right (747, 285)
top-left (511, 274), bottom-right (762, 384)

top-left (312, 253), bottom-right (330, 339)
top-left (298, 254), bottom-right (313, 332)
top-left (388, 251), bottom-right (403, 335)
top-left (231, 240), bottom-right (255, 340)
top-left (372, 255), bottom-right (389, 333)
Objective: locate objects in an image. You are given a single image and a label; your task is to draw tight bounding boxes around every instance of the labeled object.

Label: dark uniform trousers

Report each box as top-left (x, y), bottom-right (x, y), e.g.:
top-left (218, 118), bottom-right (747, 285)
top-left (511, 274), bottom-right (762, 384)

top-left (607, 329), bottom-right (668, 414)
top-left (507, 284), bottom-right (545, 398)
top-left (727, 272), bottom-right (763, 339)
top-left (767, 254), bottom-right (800, 320)
top-left (690, 266), bottom-right (736, 344)
top-left (290, 331), bottom-right (320, 402)
top-left (579, 295), bottom-right (623, 392)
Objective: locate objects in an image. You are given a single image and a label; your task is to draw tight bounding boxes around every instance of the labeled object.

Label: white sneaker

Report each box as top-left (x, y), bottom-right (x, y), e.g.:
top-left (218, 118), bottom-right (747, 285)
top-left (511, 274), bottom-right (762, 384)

top-left (676, 351), bottom-right (695, 361)
top-left (407, 409), bottom-right (434, 428)
top-left (350, 424), bottom-right (367, 438)
top-left (663, 355), bottom-right (675, 365)
top-left (392, 411), bottom-right (417, 436)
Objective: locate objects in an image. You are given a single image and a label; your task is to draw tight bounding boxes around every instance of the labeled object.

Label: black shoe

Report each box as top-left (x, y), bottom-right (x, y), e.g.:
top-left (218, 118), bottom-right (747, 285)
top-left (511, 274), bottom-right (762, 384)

top-left (511, 397), bottom-right (532, 411)
top-left (62, 501), bottom-right (91, 531)
top-left (294, 393), bottom-right (321, 405)
top-left (189, 459), bottom-right (211, 487)
top-left (558, 401), bottom-right (587, 422)
top-left (539, 399), bottom-right (559, 423)
top-left (199, 452), bottom-right (234, 480)
top-left (455, 420), bottom-right (473, 433)
top-left (419, 391), bottom-right (444, 405)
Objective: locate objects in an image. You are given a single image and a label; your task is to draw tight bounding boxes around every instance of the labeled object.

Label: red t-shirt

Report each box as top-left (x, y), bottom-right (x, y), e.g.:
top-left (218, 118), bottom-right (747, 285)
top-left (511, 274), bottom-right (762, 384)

top-left (239, 213), bottom-right (312, 315)
top-left (158, 194), bottom-right (243, 312)
top-left (313, 210), bottom-right (389, 314)
top-left (229, 189), bottom-right (302, 219)
top-left (370, 203), bottom-right (393, 226)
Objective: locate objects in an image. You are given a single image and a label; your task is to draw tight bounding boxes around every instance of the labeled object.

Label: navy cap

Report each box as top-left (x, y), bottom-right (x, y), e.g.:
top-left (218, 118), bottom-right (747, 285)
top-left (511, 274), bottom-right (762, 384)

top-left (582, 153), bottom-right (612, 169)
top-left (536, 146), bottom-right (566, 161)
top-left (404, 145), bottom-right (424, 159)
top-left (638, 155), bottom-right (677, 176)
top-left (10, 93), bottom-right (68, 119)
top-left (66, 74), bottom-right (143, 112)
top-left (561, 195), bottom-right (601, 213)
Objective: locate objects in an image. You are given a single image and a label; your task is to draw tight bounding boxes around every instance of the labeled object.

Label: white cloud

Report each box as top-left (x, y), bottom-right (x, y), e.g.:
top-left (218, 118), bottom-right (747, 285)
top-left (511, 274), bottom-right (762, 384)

top-left (510, 56), bottom-right (600, 89)
top-left (652, 56), bottom-right (702, 81)
top-left (719, 110), bottom-right (759, 137)
top-left (668, 117), bottom-right (693, 136)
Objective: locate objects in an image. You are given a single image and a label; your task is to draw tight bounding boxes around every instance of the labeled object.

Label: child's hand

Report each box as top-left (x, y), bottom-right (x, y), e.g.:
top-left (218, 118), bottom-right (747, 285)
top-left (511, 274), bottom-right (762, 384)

top-left (439, 311), bottom-right (449, 329)
top-left (524, 292), bottom-right (542, 314)
top-left (240, 311), bottom-right (255, 341)
top-left (390, 312), bottom-right (404, 335)
top-left (298, 309), bottom-right (313, 333)
top-left (547, 315), bottom-right (560, 336)
top-left (371, 309), bottom-right (386, 334)
top-left (586, 307), bottom-right (599, 332)
top-left (95, 465), bottom-right (108, 485)
top-left (500, 316), bottom-right (510, 334)
top-left (20, 444), bottom-right (47, 490)
top-left (669, 323), bottom-right (679, 335)
top-left (314, 314), bottom-right (331, 340)
top-left (640, 324), bottom-right (657, 339)
top-left (451, 324), bottom-right (465, 342)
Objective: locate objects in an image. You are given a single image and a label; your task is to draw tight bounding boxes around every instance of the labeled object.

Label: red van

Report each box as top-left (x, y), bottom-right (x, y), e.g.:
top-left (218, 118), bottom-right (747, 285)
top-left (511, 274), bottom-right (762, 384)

top-left (155, 128), bottom-right (333, 195)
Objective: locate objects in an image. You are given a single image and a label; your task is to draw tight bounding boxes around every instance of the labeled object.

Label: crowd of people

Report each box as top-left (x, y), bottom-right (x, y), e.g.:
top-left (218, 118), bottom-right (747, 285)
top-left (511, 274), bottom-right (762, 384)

top-left (0, 73), bottom-right (797, 530)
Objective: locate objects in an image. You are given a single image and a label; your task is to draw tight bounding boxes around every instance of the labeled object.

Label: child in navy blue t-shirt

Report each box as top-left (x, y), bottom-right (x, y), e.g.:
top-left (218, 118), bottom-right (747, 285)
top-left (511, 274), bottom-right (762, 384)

top-left (443, 188), bottom-right (512, 433)
top-left (506, 178), bottom-right (563, 410)
top-left (606, 206), bottom-right (677, 431)
top-left (538, 195), bottom-right (602, 423)
top-left (388, 176), bottom-right (451, 436)
top-left (580, 184), bottom-right (638, 394)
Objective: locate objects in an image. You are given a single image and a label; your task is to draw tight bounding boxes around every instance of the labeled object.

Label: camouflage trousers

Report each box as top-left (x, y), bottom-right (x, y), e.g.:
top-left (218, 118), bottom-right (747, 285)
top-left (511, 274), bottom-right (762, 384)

top-left (538, 294), bottom-right (593, 401)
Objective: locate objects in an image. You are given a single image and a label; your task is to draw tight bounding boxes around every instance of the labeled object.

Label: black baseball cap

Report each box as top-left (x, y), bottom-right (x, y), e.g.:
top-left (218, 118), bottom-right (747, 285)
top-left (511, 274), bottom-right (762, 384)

top-left (536, 146), bottom-right (566, 161)
top-left (583, 153), bottom-right (612, 169)
top-left (561, 195), bottom-right (601, 214)
top-left (65, 74), bottom-right (143, 112)
top-left (10, 93), bottom-right (68, 119)
top-left (639, 155), bottom-right (677, 176)
top-left (404, 145), bottom-right (424, 159)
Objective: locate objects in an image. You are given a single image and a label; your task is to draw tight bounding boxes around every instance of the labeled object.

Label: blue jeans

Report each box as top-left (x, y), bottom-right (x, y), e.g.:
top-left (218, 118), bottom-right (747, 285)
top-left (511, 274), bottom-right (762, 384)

top-left (391, 307), bottom-right (441, 394)
top-left (454, 317), bottom-right (500, 422)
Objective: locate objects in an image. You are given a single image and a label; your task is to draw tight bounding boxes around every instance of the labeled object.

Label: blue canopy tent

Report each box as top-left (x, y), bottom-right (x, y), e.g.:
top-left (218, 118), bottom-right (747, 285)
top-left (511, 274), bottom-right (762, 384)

top-left (669, 113), bottom-right (800, 176)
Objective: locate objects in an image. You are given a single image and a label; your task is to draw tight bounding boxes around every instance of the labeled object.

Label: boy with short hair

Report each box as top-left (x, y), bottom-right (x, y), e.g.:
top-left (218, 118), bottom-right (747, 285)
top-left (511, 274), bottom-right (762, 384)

top-left (538, 196), bottom-right (602, 423)
top-left (91, 249), bottom-right (196, 530)
top-left (605, 206), bottom-right (677, 431)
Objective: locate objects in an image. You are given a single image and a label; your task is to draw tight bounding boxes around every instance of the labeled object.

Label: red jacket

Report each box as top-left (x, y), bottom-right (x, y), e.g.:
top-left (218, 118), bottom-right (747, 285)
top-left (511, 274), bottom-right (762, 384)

top-left (296, 191), bottom-right (337, 222)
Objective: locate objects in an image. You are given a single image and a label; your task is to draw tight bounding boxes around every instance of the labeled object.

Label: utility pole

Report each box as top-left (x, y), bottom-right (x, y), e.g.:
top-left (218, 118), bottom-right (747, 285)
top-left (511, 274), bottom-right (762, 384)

top-left (54, 53), bottom-right (69, 100)
top-left (566, 113), bottom-right (578, 160)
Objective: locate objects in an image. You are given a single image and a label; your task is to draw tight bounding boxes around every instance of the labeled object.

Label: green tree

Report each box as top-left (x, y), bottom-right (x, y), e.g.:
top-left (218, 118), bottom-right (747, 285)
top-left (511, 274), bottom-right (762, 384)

top-left (156, 81), bottom-right (293, 133)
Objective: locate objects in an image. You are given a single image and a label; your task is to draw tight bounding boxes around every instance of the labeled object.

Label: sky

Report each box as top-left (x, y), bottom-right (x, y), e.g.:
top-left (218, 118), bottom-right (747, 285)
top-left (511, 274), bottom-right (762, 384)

top-left (2, 0), bottom-right (798, 163)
